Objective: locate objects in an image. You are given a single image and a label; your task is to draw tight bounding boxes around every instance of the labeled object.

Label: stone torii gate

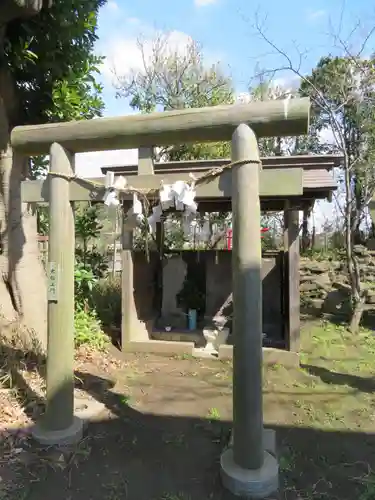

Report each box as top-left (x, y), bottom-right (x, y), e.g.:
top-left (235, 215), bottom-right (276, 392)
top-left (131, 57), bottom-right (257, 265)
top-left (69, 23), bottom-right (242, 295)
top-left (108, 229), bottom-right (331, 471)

top-left (13, 98), bottom-right (310, 498)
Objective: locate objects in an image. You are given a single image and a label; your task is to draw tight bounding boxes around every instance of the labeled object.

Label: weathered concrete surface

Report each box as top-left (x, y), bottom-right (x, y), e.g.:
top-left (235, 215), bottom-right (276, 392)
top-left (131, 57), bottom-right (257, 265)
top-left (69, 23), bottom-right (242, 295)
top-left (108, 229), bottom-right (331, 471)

top-left (218, 345), bottom-right (300, 368)
top-left (221, 449), bottom-right (279, 499)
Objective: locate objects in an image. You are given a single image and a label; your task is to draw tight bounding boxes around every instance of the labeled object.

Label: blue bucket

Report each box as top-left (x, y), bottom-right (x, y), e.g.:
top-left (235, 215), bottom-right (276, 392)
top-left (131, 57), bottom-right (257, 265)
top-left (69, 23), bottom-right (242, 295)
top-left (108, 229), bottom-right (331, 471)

top-left (188, 309), bottom-right (197, 330)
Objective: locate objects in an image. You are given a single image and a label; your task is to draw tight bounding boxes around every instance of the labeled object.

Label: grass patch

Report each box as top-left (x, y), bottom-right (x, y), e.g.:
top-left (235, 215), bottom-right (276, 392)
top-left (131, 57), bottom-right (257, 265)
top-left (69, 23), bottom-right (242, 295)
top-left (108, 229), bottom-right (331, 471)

top-left (264, 320), bottom-right (375, 431)
top-left (1, 317), bottom-right (375, 500)
top-left (74, 309), bottom-right (110, 350)
top-left (207, 407), bottom-right (220, 421)
top-left (263, 319), bottom-right (375, 499)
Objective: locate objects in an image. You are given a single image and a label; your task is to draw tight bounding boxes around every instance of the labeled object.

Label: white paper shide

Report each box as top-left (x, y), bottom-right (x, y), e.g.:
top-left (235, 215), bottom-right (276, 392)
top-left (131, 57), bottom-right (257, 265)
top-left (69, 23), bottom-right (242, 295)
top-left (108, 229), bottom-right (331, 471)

top-left (103, 172), bottom-right (198, 235)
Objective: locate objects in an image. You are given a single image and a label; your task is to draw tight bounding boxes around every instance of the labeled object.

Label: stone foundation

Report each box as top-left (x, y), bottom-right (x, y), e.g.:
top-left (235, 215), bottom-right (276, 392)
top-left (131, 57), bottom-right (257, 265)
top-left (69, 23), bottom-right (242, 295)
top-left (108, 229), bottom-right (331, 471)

top-left (300, 245), bottom-right (375, 317)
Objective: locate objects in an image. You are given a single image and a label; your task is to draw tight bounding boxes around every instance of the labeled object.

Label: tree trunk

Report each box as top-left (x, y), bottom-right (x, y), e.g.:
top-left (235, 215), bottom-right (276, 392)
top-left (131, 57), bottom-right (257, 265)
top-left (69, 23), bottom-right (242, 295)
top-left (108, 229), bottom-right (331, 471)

top-left (0, 72), bottom-right (47, 349)
top-left (343, 159), bottom-right (363, 333)
top-left (301, 207), bottom-right (310, 252)
top-left (0, 144), bottom-right (47, 349)
top-left (349, 296), bottom-right (364, 333)
top-left (0, 0), bottom-right (51, 350)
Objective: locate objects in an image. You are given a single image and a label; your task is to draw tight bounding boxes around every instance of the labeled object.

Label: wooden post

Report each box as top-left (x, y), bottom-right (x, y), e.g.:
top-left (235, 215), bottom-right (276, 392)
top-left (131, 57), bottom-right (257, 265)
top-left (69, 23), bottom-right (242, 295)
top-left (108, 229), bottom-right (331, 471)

top-left (284, 206), bottom-right (300, 352)
top-left (121, 217), bottom-right (135, 348)
top-left (112, 213), bottom-right (118, 277)
top-left (138, 146), bottom-right (154, 175)
top-left (231, 124), bottom-right (263, 470)
top-left (32, 142), bottom-right (83, 444)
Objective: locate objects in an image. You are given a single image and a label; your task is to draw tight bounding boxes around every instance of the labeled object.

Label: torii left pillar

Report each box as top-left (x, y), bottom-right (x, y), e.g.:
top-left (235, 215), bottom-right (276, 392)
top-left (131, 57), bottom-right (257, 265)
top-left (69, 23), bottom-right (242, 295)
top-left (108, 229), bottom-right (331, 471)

top-left (32, 142), bottom-right (83, 445)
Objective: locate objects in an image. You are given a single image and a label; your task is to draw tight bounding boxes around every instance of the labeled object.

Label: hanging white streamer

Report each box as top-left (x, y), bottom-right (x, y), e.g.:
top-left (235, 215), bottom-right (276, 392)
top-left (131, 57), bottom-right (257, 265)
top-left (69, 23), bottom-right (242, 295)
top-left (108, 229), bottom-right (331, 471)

top-left (147, 205), bottom-right (163, 234)
top-left (103, 173), bottom-right (128, 207)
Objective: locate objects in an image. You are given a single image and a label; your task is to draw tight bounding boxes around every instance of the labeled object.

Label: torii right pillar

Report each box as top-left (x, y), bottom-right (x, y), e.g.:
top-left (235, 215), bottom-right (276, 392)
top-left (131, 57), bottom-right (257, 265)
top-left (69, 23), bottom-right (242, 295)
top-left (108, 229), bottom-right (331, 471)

top-left (220, 124), bottom-right (279, 498)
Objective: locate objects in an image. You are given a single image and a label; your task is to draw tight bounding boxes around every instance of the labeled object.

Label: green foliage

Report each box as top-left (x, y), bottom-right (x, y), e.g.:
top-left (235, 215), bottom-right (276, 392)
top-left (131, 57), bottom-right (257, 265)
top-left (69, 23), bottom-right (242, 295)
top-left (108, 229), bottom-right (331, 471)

top-left (300, 56), bottom-right (375, 229)
top-left (164, 214), bottom-right (189, 250)
top-left (176, 276), bottom-right (205, 312)
top-left (5, 1), bottom-right (105, 126)
top-left (261, 232), bottom-right (277, 251)
top-left (37, 203), bottom-right (109, 276)
top-left (3, 1), bottom-right (106, 178)
top-left (75, 204), bottom-right (103, 243)
top-left (302, 247), bottom-right (345, 262)
top-left (75, 246), bottom-right (108, 278)
top-left (92, 277), bottom-right (122, 327)
top-left (133, 218), bottom-right (155, 251)
top-left (74, 308), bottom-right (109, 350)
top-left (74, 263), bottom-right (97, 308)
top-left (74, 262), bottom-right (110, 349)
top-left (75, 204), bottom-right (108, 274)
top-left (36, 205), bottom-right (49, 235)
top-left (31, 156), bottom-right (49, 180)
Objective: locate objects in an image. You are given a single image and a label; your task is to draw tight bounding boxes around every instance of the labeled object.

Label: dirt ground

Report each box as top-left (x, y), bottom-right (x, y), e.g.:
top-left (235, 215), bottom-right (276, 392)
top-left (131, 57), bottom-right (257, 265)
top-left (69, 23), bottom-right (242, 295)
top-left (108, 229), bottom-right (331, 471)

top-left (1, 319), bottom-right (375, 499)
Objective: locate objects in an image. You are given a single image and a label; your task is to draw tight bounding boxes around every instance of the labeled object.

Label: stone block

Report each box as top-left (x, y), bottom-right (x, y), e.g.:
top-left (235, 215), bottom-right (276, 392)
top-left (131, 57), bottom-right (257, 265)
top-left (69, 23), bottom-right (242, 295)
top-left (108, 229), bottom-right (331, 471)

top-left (218, 345), bottom-right (299, 368)
top-left (122, 339), bottom-right (194, 356)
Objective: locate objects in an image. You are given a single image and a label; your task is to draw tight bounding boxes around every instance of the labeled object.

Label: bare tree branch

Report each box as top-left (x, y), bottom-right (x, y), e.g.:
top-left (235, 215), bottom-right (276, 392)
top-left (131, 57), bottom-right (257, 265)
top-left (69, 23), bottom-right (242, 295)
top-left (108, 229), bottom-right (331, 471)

top-left (250, 11), bottom-right (375, 332)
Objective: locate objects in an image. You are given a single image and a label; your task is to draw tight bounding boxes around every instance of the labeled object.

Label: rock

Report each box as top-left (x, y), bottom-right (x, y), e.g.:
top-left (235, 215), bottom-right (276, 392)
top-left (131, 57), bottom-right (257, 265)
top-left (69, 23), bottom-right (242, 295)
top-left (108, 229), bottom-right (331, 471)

top-left (300, 252), bottom-right (375, 319)
top-left (300, 274), bottom-right (315, 282)
top-left (330, 261), bottom-right (342, 270)
top-left (300, 282), bottom-right (317, 292)
top-left (304, 262), bottom-right (331, 273)
top-left (366, 291), bottom-right (375, 304)
top-left (332, 281), bottom-right (351, 292)
top-left (315, 274), bottom-right (332, 290)
top-left (353, 245), bottom-right (369, 256)
top-left (310, 298), bottom-right (324, 309)
top-left (323, 289), bottom-right (351, 314)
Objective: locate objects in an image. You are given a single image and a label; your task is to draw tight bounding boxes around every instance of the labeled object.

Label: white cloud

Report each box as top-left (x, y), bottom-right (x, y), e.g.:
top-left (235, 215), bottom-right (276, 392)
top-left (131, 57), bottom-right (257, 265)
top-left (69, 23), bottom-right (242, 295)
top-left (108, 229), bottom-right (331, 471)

top-left (106, 0), bottom-right (119, 11)
top-left (100, 29), bottom-right (194, 84)
top-left (82, 18), bottom-right (197, 178)
top-left (127, 17), bottom-right (141, 25)
top-left (87, 14), bottom-right (223, 178)
top-left (194, 0), bottom-right (218, 6)
top-left (307, 9), bottom-right (326, 21)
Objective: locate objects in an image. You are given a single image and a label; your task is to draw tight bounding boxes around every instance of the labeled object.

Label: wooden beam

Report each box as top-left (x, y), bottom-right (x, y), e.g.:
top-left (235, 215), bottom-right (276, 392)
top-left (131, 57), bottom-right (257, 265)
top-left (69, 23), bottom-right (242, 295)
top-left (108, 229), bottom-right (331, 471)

top-left (121, 226), bottom-right (135, 348)
top-left (21, 168), bottom-right (304, 203)
top-left (101, 154), bottom-right (343, 175)
top-left (11, 98), bottom-right (310, 155)
top-left (283, 206), bottom-right (300, 352)
top-left (138, 147), bottom-right (154, 175)
top-left (196, 197), bottom-right (320, 212)
top-left (369, 198), bottom-right (375, 226)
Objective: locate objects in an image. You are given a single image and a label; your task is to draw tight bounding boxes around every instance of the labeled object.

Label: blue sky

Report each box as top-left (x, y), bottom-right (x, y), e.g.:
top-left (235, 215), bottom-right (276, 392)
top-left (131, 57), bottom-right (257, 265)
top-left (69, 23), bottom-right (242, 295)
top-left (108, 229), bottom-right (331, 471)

top-left (75, 0), bottom-right (374, 228)
top-left (95, 0), bottom-right (374, 118)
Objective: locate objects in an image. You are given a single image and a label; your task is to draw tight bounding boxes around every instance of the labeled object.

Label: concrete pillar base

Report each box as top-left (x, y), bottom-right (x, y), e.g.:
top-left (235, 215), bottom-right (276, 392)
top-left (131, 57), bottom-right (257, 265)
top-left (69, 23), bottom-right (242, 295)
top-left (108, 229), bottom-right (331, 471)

top-left (228, 428), bottom-right (277, 457)
top-left (31, 416), bottom-right (83, 446)
top-left (220, 448), bottom-right (278, 499)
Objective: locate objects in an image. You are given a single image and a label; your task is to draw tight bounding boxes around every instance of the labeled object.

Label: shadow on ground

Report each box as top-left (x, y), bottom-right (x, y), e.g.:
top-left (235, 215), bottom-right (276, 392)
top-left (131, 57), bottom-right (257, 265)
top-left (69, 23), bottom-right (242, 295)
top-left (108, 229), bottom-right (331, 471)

top-left (1, 347), bottom-right (375, 500)
top-left (301, 363), bottom-right (375, 393)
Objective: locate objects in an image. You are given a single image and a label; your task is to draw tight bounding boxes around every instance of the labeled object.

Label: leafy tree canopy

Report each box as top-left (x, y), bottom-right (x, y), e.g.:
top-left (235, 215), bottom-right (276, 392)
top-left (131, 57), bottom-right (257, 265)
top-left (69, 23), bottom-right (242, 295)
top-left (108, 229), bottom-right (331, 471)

top-left (3, 0), bottom-right (106, 129)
